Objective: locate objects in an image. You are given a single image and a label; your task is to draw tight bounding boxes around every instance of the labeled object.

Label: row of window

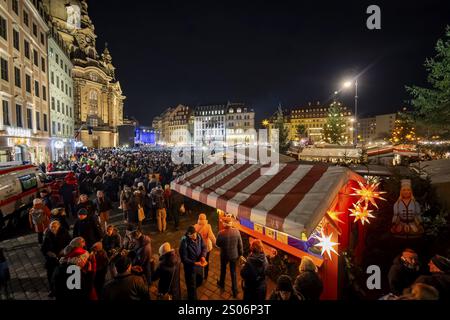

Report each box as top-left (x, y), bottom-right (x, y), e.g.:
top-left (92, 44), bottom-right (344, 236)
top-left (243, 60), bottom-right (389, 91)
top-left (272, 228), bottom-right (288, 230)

top-left (51, 121), bottom-right (72, 136)
top-left (0, 57), bottom-right (47, 100)
top-left (50, 71), bottom-right (72, 97)
top-left (49, 48), bottom-right (71, 76)
top-left (2, 100), bottom-right (48, 131)
top-left (51, 97), bottom-right (72, 118)
top-left (228, 122), bottom-right (252, 127)
top-left (228, 115), bottom-right (251, 120)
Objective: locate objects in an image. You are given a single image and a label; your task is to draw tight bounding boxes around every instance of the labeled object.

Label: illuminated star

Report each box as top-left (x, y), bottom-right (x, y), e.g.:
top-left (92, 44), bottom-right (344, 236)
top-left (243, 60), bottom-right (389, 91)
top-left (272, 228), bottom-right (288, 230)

top-left (351, 181), bottom-right (387, 208)
top-left (327, 210), bottom-right (345, 224)
top-left (349, 203), bottom-right (375, 225)
top-left (314, 230), bottom-right (339, 260)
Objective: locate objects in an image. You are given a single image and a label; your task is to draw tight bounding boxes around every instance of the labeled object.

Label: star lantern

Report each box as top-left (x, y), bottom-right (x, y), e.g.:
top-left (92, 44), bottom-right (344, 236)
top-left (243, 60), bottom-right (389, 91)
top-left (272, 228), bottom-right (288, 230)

top-left (349, 203), bottom-right (375, 225)
top-left (326, 210), bottom-right (345, 224)
top-left (351, 181), bottom-right (386, 208)
top-left (314, 230), bottom-right (339, 260)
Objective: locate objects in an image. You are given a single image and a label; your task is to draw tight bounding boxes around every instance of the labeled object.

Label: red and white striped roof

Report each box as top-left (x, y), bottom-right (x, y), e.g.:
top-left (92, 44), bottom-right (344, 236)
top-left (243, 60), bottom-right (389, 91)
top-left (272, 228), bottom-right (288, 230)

top-left (171, 163), bottom-right (364, 239)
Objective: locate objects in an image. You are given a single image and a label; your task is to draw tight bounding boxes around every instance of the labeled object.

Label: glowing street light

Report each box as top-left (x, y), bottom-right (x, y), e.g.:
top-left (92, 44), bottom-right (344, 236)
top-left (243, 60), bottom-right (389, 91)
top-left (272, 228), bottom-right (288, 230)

top-left (340, 78), bottom-right (358, 147)
top-left (343, 80), bottom-right (352, 88)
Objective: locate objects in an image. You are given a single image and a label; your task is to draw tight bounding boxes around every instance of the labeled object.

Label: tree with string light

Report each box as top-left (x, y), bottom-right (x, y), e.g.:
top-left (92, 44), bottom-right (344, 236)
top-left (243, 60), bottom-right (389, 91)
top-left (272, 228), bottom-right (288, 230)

top-left (390, 109), bottom-right (417, 145)
top-left (323, 102), bottom-right (347, 144)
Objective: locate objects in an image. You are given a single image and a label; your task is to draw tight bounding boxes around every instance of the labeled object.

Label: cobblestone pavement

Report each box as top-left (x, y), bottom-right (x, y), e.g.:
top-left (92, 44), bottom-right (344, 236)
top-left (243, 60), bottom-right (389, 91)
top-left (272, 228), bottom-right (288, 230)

top-left (1, 205), bottom-right (275, 300)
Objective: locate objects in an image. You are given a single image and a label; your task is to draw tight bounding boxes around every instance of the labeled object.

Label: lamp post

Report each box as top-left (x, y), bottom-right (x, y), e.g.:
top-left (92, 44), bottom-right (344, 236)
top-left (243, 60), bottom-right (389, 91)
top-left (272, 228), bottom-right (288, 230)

top-left (343, 79), bottom-right (358, 147)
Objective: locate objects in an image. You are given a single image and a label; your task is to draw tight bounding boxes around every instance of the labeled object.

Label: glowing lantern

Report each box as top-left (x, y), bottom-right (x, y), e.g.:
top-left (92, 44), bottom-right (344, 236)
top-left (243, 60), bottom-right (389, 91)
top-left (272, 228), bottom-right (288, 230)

top-left (349, 203), bottom-right (375, 225)
top-left (351, 181), bottom-right (386, 208)
top-left (327, 210), bottom-right (344, 224)
top-left (314, 230), bottom-right (339, 260)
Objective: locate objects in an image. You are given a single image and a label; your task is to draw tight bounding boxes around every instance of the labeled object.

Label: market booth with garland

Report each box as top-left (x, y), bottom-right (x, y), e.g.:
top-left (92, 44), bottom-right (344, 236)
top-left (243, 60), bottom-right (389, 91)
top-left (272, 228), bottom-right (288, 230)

top-left (171, 162), bottom-right (385, 299)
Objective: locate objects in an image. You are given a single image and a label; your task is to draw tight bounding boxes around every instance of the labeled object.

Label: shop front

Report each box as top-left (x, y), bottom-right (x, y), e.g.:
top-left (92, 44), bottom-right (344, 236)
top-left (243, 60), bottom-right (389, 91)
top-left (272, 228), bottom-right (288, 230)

top-left (0, 127), bottom-right (50, 164)
top-left (50, 138), bottom-right (75, 161)
top-left (171, 162), bottom-right (385, 299)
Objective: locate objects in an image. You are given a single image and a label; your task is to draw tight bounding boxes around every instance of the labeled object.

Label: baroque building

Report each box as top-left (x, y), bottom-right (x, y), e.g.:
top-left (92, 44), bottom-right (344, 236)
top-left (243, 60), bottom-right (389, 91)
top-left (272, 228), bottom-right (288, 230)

top-left (43, 0), bottom-right (124, 148)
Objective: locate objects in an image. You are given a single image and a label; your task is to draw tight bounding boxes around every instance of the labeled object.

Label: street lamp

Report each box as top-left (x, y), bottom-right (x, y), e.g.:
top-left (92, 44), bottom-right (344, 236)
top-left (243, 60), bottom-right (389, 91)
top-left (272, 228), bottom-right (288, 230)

top-left (341, 79), bottom-right (358, 147)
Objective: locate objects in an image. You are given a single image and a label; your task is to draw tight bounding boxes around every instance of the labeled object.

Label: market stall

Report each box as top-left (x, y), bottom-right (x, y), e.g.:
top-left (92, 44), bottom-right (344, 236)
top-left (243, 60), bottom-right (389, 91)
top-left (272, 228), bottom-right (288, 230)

top-left (171, 162), bottom-right (385, 299)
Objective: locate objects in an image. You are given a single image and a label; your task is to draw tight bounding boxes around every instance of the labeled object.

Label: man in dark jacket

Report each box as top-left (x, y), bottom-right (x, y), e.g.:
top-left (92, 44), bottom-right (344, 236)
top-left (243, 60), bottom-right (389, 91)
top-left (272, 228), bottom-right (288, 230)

top-left (388, 248), bottom-right (421, 296)
top-left (131, 229), bottom-right (153, 285)
top-left (241, 239), bottom-right (268, 301)
top-left (103, 255), bottom-right (151, 300)
top-left (415, 255), bottom-right (450, 300)
top-left (72, 209), bottom-right (103, 249)
top-left (75, 194), bottom-right (95, 218)
top-left (152, 242), bottom-right (181, 300)
top-left (216, 216), bottom-right (243, 297)
top-left (179, 225), bottom-right (207, 300)
top-left (41, 220), bottom-right (71, 296)
top-left (59, 181), bottom-right (76, 217)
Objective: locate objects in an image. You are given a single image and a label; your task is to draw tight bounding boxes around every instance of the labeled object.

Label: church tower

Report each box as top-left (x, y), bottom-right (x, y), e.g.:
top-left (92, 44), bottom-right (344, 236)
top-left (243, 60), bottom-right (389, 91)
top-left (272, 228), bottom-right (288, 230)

top-left (43, 0), bottom-right (125, 148)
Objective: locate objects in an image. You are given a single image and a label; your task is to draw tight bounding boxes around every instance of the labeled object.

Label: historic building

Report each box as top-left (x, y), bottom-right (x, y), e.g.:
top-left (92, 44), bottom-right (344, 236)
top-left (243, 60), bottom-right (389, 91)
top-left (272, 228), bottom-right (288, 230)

top-left (193, 104), bottom-right (227, 146)
top-left (0, 0), bottom-right (50, 163)
top-left (43, 0), bottom-right (124, 148)
top-left (48, 25), bottom-right (74, 159)
top-left (166, 104), bottom-right (192, 145)
top-left (225, 102), bottom-right (255, 145)
top-left (358, 113), bottom-right (396, 143)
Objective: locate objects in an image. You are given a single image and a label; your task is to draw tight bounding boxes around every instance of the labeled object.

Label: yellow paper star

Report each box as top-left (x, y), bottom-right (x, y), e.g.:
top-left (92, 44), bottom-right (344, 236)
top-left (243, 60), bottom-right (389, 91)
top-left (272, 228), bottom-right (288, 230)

top-left (327, 210), bottom-right (345, 224)
top-left (314, 230), bottom-right (339, 260)
top-left (351, 181), bottom-right (387, 208)
top-left (349, 203), bottom-right (375, 225)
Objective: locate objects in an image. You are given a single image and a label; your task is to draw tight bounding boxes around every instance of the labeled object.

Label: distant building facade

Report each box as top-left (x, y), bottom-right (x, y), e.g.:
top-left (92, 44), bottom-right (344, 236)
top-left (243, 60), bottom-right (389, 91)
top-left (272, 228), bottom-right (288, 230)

top-left (358, 113), bottom-right (396, 143)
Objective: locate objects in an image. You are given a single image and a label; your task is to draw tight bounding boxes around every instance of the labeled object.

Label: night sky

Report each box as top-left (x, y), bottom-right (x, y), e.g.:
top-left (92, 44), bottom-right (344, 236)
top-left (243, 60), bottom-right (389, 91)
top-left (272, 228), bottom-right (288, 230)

top-left (87, 0), bottom-right (450, 126)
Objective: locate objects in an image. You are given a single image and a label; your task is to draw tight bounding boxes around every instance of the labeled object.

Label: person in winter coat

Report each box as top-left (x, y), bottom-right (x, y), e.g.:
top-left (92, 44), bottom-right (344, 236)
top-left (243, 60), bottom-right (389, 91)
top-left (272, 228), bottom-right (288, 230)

top-left (152, 242), bottom-right (181, 300)
top-left (102, 255), bottom-right (150, 300)
top-left (28, 198), bottom-right (51, 244)
top-left (131, 229), bottom-right (153, 285)
top-left (91, 242), bottom-right (109, 298)
top-left (388, 248), bottom-right (422, 296)
top-left (52, 237), bottom-right (96, 300)
top-left (240, 239), bottom-right (268, 301)
top-left (194, 213), bottom-right (216, 281)
top-left (171, 191), bottom-right (184, 231)
top-left (294, 256), bottom-right (323, 300)
top-left (120, 186), bottom-right (133, 222)
top-left (103, 225), bottom-right (122, 257)
top-left (41, 220), bottom-right (72, 296)
top-left (59, 180), bottom-right (76, 217)
top-left (50, 208), bottom-right (69, 231)
top-left (414, 255), bottom-right (450, 300)
top-left (0, 248), bottom-right (11, 300)
top-left (94, 190), bottom-right (112, 232)
top-left (93, 175), bottom-right (104, 192)
top-left (39, 189), bottom-right (53, 210)
top-left (75, 194), bottom-right (95, 218)
top-left (269, 275), bottom-right (303, 301)
top-left (179, 225), bottom-right (207, 300)
top-left (151, 183), bottom-right (167, 233)
top-left (216, 215), bottom-right (242, 297)
top-left (73, 209), bottom-right (103, 249)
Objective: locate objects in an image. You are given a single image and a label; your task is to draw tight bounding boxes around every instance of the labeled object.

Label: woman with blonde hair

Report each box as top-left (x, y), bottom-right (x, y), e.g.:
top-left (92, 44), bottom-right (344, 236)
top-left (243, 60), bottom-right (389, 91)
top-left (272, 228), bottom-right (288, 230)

top-left (294, 256), bottom-right (323, 300)
top-left (194, 213), bottom-right (216, 280)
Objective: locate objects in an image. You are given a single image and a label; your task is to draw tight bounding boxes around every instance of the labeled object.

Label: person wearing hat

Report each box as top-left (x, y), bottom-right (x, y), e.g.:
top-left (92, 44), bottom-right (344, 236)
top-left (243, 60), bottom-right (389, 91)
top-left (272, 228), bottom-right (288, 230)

top-left (28, 198), bottom-right (51, 244)
top-left (269, 275), bottom-right (303, 301)
top-left (391, 179), bottom-right (424, 237)
top-left (179, 225), bottom-right (207, 300)
top-left (73, 208), bottom-right (103, 250)
top-left (152, 242), bottom-right (181, 300)
top-left (414, 255), bottom-right (450, 300)
top-left (216, 215), bottom-right (243, 297)
top-left (388, 248), bottom-right (422, 296)
top-left (194, 213), bottom-right (216, 280)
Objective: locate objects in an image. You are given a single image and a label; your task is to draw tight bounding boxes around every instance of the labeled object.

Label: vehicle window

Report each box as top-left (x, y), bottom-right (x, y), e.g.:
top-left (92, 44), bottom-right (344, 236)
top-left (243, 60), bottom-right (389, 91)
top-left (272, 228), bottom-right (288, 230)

top-left (18, 173), bottom-right (38, 191)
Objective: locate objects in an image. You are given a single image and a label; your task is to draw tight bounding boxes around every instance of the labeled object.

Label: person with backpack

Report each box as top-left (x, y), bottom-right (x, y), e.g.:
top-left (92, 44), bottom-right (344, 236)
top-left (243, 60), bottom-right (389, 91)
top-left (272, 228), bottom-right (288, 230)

top-left (152, 242), bottom-right (181, 300)
top-left (29, 198), bottom-right (51, 244)
top-left (151, 183), bottom-right (167, 233)
top-left (240, 239), bottom-right (268, 301)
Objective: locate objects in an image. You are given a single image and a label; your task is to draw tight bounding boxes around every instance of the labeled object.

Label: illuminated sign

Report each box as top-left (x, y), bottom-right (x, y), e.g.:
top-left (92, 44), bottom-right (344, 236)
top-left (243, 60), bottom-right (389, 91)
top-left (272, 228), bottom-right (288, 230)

top-left (54, 141), bottom-right (64, 149)
top-left (6, 127), bottom-right (32, 138)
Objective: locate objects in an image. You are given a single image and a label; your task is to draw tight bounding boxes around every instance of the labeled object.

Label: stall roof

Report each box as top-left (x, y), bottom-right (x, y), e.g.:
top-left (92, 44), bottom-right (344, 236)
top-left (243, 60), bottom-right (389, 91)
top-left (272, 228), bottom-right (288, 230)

top-left (298, 147), bottom-right (361, 159)
top-left (171, 163), bottom-right (364, 239)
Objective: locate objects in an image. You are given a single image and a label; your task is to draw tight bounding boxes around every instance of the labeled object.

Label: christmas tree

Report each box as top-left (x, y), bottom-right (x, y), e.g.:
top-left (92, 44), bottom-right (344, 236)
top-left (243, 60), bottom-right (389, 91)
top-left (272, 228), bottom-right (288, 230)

top-left (323, 102), bottom-right (347, 144)
top-left (390, 109), bottom-right (417, 145)
top-left (273, 106), bottom-right (290, 154)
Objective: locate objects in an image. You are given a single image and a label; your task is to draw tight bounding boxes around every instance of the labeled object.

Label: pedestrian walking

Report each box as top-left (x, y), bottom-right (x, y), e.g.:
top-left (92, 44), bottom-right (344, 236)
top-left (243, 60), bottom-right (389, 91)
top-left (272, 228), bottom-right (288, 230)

top-left (153, 242), bottom-right (181, 300)
top-left (194, 213), bottom-right (216, 280)
top-left (240, 239), bottom-right (268, 301)
top-left (29, 198), bottom-right (51, 244)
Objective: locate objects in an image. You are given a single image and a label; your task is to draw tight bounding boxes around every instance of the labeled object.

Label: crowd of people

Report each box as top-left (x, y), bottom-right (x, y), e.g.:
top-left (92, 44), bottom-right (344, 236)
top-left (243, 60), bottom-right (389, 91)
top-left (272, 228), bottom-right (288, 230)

top-left (1, 148), bottom-right (450, 301)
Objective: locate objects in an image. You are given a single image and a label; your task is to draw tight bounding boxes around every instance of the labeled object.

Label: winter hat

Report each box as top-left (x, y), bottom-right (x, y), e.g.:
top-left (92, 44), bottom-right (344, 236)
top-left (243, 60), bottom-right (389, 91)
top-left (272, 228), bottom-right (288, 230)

top-left (197, 213), bottom-right (207, 225)
top-left (33, 198), bottom-right (42, 206)
top-left (51, 208), bottom-right (60, 216)
top-left (186, 225), bottom-right (196, 236)
top-left (159, 242), bottom-right (173, 256)
top-left (137, 182), bottom-right (145, 188)
top-left (431, 255), bottom-right (450, 273)
top-left (276, 275), bottom-right (293, 292)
